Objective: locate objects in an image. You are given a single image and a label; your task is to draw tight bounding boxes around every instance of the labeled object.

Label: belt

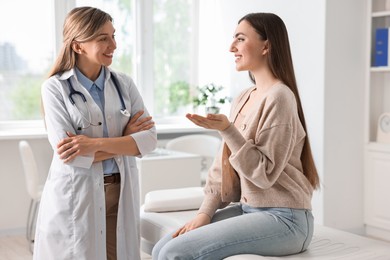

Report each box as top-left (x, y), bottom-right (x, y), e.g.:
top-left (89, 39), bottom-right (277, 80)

top-left (104, 173), bottom-right (120, 184)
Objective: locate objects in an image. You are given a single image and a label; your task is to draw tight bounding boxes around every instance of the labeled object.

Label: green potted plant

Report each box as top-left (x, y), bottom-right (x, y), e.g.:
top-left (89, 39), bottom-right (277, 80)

top-left (192, 83), bottom-right (231, 114)
top-left (168, 81), bottom-right (191, 113)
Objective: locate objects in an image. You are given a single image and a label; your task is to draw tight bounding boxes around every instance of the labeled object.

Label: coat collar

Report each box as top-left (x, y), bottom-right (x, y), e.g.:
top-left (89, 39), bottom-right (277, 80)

top-left (58, 67), bottom-right (112, 83)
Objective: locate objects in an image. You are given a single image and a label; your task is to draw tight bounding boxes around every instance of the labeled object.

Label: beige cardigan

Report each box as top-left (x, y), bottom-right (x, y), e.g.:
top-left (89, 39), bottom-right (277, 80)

top-left (198, 83), bottom-right (314, 218)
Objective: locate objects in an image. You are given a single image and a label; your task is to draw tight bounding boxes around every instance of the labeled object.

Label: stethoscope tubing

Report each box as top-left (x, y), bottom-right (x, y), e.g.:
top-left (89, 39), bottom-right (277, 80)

top-left (66, 72), bottom-right (130, 130)
top-left (110, 72), bottom-right (128, 116)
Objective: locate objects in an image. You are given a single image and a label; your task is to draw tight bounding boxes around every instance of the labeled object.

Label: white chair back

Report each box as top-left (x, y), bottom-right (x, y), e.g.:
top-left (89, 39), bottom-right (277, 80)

top-left (166, 134), bottom-right (222, 182)
top-left (19, 140), bottom-right (41, 201)
top-left (166, 134), bottom-right (221, 157)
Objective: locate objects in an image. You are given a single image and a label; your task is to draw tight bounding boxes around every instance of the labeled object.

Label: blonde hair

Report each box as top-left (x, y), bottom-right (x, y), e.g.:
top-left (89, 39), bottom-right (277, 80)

top-left (48, 7), bottom-right (113, 77)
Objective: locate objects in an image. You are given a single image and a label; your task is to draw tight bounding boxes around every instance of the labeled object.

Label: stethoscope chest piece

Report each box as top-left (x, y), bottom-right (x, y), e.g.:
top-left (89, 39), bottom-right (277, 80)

top-left (121, 109), bottom-right (130, 117)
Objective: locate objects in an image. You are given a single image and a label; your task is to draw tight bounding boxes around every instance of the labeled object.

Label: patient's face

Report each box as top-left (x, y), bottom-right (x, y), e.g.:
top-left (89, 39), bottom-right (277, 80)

top-left (229, 20), bottom-right (268, 72)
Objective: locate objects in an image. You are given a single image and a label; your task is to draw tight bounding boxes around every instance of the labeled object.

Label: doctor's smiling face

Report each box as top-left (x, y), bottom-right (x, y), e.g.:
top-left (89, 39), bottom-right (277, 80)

top-left (72, 21), bottom-right (117, 80)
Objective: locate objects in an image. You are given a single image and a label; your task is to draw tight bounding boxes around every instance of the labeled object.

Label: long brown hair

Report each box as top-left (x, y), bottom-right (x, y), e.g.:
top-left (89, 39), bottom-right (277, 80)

top-left (239, 13), bottom-right (320, 189)
top-left (48, 7), bottom-right (113, 77)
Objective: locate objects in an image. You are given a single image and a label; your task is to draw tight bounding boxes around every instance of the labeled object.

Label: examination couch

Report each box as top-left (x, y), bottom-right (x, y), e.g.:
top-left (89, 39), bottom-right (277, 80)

top-left (140, 187), bottom-right (390, 259)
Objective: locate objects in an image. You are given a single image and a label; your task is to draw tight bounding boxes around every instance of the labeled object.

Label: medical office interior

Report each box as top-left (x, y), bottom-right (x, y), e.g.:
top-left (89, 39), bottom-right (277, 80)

top-left (1, 0), bottom-right (390, 259)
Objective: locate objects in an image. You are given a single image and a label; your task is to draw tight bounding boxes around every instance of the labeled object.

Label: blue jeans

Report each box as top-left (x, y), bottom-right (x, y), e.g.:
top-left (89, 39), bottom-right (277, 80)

top-left (152, 204), bottom-right (314, 260)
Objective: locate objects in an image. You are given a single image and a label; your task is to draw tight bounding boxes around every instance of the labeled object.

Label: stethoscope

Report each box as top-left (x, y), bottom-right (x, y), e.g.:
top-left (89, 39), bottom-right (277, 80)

top-left (67, 72), bottom-right (130, 130)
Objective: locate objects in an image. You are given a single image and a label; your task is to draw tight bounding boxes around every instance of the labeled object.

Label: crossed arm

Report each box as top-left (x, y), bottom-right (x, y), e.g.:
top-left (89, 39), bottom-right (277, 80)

top-left (56, 111), bottom-right (154, 163)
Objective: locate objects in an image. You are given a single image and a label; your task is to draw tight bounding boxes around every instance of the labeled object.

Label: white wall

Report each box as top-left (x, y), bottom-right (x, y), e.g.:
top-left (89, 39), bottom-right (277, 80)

top-left (323, 0), bottom-right (366, 233)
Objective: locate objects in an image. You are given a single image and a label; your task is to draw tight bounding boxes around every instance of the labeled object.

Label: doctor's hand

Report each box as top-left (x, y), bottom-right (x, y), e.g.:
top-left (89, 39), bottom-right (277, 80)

top-left (123, 110), bottom-right (154, 136)
top-left (57, 132), bottom-right (97, 163)
top-left (172, 213), bottom-right (211, 238)
top-left (186, 113), bottom-right (231, 131)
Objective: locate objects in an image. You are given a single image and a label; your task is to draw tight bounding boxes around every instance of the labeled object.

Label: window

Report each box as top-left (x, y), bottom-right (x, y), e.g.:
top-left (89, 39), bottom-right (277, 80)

top-left (77, 0), bottom-right (198, 120)
top-left (0, 0), bottom-right (198, 124)
top-left (152, 0), bottom-right (198, 119)
top-left (0, 0), bottom-right (54, 120)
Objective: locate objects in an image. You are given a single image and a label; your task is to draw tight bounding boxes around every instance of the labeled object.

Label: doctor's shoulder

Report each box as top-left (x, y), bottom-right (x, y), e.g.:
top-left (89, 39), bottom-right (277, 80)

top-left (41, 73), bottom-right (69, 99)
top-left (110, 69), bottom-right (138, 92)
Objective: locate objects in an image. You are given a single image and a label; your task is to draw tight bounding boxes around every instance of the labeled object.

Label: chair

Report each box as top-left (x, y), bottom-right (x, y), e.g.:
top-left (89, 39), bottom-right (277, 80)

top-left (18, 140), bottom-right (44, 253)
top-left (165, 134), bottom-right (222, 185)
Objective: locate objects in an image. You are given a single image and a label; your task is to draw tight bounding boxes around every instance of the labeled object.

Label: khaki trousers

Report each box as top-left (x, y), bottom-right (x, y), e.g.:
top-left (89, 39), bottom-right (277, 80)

top-left (104, 181), bottom-right (120, 260)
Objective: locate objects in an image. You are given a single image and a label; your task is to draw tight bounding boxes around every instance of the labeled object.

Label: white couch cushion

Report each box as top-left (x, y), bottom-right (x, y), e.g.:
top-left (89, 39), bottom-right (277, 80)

top-left (143, 187), bottom-right (204, 212)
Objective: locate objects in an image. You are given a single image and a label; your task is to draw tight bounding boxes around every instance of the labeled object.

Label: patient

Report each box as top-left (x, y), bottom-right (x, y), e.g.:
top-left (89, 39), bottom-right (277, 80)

top-left (152, 12), bottom-right (320, 259)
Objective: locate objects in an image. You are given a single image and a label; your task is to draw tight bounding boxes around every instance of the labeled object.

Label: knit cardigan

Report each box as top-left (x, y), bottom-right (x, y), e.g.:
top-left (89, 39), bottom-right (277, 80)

top-left (198, 83), bottom-right (314, 218)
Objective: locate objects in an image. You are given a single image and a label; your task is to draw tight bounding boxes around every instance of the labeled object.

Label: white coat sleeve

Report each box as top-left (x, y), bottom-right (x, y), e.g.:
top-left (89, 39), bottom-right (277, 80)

top-left (41, 78), bottom-right (94, 168)
top-left (124, 76), bottom-right (157, 156)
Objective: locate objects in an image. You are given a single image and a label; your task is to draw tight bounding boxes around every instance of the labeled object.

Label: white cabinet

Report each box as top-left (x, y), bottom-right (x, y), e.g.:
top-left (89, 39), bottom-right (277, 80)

top-left (365, 0), bottom-right (390, 241)
top-left (365, 149), bottom-right (390, 241)
top-left (137, 149), bottom-right (202, 204)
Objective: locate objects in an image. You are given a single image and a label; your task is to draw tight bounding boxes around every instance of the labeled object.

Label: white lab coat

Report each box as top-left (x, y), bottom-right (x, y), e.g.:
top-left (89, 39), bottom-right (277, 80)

top-left (34, 67), bottom-right (157, 260)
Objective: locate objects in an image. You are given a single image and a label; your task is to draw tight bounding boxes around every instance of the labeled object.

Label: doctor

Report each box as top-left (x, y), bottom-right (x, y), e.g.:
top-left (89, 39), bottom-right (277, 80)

top-left (35, 6), bottom-right (157, 260)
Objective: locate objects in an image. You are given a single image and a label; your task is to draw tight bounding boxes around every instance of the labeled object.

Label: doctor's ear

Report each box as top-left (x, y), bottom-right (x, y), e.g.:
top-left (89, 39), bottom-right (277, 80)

top-left (71, 41), bottom-right (83, 54)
